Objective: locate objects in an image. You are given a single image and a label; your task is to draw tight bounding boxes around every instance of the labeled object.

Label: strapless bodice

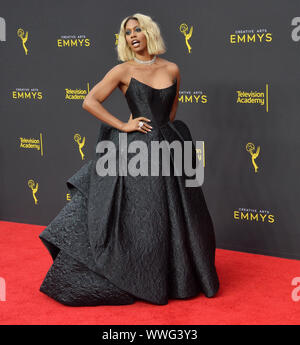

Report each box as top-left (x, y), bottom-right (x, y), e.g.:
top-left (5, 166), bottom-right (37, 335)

top-left (125, 77), bottom-right (177, 128)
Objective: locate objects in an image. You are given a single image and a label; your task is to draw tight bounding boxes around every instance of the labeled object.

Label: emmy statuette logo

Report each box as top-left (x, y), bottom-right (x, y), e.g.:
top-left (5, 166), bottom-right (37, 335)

top-left (28, 179), bottom-right (39, 205)
top-left (180, 23), bottom-right (193, 53)
top-left (246, 142), bottom-right (260, 173)
top-left (17, 28), bottom-right (29, 55)
top-left (74, 133), bottom-right (85, 160)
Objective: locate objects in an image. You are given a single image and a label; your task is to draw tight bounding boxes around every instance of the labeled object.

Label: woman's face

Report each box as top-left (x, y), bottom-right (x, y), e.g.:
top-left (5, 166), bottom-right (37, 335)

top-left (124, 19), bottom-right (147, 53)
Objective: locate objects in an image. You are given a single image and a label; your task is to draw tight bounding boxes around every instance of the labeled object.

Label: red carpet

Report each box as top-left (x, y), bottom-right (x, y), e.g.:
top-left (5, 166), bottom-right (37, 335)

top-left (0, 220), bottom-right (299, 325)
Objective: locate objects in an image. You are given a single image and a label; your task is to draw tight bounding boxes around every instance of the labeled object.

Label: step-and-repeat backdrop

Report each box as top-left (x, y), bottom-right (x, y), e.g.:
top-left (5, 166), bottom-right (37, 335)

top-left (1, 0), bottom-right (299, 260)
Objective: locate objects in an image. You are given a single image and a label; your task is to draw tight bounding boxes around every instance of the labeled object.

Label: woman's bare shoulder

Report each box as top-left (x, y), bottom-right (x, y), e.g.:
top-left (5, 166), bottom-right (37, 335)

top-left (103, 62), bottom-right (130, 85)
top-left (113, 61), bottom-right (133, 75)
top-left (158, 57), bottom-right (179, 69)
top-left (108, 61), bottom-right (128, 74)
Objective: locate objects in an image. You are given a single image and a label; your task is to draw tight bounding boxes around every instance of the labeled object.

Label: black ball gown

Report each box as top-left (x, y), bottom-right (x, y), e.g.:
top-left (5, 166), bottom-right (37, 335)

top-left (38, 76), bottom-right (220, 306)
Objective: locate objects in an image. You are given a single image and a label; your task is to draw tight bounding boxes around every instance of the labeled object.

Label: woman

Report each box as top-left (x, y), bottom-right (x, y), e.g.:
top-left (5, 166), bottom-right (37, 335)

top-left (38, 13), bottom-right (220, 306)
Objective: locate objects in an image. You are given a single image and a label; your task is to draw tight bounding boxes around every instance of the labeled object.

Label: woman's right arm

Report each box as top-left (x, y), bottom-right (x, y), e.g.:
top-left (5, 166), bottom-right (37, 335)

top-left (82, 64), bottom-right (151, 133)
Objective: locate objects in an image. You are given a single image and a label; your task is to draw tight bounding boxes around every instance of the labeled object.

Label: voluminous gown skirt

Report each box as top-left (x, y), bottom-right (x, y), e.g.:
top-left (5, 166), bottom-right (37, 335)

top-left (38, 77), bottom-right (220, 306)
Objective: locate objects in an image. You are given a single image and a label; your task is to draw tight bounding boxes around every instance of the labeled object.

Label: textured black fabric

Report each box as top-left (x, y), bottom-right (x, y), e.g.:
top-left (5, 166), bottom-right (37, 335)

top-left (39, 77), bottom-right (220, 306)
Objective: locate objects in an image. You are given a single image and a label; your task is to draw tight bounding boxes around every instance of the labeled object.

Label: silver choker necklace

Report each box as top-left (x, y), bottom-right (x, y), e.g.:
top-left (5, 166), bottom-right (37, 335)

top-left (133, 55), bottom-right (157, 65)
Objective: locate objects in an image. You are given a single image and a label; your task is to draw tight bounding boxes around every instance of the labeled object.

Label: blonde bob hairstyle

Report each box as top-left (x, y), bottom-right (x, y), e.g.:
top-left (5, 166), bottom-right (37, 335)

top-left (116, 13), bottom-right (167, 62)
